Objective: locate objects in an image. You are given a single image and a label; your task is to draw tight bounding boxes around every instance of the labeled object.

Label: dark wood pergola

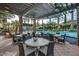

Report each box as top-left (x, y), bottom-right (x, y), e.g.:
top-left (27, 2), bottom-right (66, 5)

top-left (0, 3), bottom-right (79, 45)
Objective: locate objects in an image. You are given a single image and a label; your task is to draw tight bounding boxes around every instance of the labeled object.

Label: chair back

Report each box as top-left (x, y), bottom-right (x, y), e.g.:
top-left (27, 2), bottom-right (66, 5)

top-left (41, 32), bottom-right (44, 37)
top-left (32, 32), bottom-right (36, 37)
top-left (47, 42), bottom-right (54, 56)
top-left (49, 34), bottom-right (54, 41)
top-left (18, 43), bottom-right (25, 56)
top-left (23, 34), bottom-right (27, 42)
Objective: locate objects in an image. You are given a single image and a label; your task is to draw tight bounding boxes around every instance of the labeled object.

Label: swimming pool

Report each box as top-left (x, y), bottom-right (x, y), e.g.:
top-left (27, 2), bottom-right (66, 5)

top-left (40, 31), bottom-right (77, 38)
top-left (37, 31), bottom-right (77, 44)
top-left (59, 31), bottom-right (77, 38)
top-left (59, 31), bottom-right (77, 44)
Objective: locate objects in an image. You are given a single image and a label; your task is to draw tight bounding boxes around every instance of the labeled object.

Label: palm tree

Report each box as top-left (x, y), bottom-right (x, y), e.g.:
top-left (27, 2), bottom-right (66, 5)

top-left (11, 20), bottom-right (19, 33)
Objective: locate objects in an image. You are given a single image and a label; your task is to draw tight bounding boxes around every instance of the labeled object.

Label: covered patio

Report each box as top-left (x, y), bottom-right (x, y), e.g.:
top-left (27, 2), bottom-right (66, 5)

top-left (0, 36), bottom-right (79, 56)
top-left (0, 3), bottom-right (79, 56)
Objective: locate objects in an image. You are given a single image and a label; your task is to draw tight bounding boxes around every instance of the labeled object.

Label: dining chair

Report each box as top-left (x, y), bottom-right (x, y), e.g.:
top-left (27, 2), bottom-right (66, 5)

top-left (18, 43), bottom-right (25, 56)
top-left (12, 32), bottom-right (22, 43)
top-left (32, 32), bottom-right (36, 37)
top-left (49, 34), bottom-right (54, 41)
top-left (47, 42), bottom-right (55, 56)
top-left (38, 37), bottom-right (54, 56)
top-left (58, 34), bottom-right (66, 44)
top-left (18, 42), bottom-right (37, 56)
top-left (22, 34), bottom-right (27, 43)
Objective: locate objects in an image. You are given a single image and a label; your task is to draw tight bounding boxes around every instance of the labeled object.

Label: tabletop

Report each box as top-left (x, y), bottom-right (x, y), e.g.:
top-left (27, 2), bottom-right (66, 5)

top-left (25, 38), bottom-right (49, 47)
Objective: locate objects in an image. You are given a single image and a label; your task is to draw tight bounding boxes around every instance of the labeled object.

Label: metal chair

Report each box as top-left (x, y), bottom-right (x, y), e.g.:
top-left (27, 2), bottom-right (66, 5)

top-left (47, 42), bottom-right (55, 56)
top-left (47, 34), bottom-right (54, 56)
top-left (49, 34), bottom-right (54, 41)
top-left (23, 34), bottom-right (27, 43)
top-left (12, 32), bottom-right (22, 43)
top-left (18, 43), bottom-right (25, 56)
top-left (58, 34), bottom-right (66, 44)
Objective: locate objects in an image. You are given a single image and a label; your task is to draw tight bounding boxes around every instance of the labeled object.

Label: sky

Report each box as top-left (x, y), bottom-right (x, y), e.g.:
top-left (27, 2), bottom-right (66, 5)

top-left (7, 9), bottom-right (77, 24)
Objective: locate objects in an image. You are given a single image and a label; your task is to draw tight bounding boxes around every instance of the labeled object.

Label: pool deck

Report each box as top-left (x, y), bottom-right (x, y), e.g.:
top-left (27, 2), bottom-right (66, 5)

top-left (0, 35), bottom-right (79, 56)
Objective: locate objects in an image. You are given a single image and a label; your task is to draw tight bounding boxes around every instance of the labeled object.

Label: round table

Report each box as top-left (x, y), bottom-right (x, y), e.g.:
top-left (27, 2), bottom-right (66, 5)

top-left (54, 34), bottom-right (61, 42)
top-left (25, 38), bottom-right (49, 56)
top-left (25, 38), bottom-right (49, 47)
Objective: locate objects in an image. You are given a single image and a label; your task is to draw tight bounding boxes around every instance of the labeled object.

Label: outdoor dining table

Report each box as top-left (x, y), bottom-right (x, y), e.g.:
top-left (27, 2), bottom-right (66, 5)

top-left (54, 34), bottom-right (61, 42)
top-left (25, 37), bottom-right (50, 56)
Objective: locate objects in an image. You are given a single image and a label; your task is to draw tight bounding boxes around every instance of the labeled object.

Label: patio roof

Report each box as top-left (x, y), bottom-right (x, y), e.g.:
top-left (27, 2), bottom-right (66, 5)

top-left (0, 3), bottom-right (36, 15)
top-left (25, 3), bottom-right (79, 18)
top-left (0, 3), bottom-right (79, 18)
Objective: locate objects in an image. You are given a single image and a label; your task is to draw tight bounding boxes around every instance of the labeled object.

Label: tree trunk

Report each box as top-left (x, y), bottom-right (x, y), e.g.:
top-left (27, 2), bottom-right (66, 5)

top-left (64, 14), bottom-right (67, 31)
top-left (42, 19), bottom-right (44, 31)
top-left (64, 14), bottom-right (67, 24)
top-left (57, 17), bottom-right (60, 29)
top-left (49, 18), bottom-right (51, 24)
top-left (33, 18), bottom-right (36, 33)
top-left (57, 17), bottom-right (59, 25)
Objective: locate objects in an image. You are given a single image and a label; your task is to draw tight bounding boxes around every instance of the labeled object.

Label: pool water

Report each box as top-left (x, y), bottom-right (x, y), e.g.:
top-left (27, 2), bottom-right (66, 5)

top-left (59, 31), bottom-right (77, 44)
top-left (37, 31), bottom-right (77, 44)
top-left (59, 31), bottom-right (77, 38)
top-left (39, 31), bottom-right (77, 38)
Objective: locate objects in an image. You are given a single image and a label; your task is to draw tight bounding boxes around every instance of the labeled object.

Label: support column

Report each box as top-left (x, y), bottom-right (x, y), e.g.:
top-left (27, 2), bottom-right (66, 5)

top-left (31, 19), bottom-right (33, 24)
top-left (37, 19), bottom-right (39, 26)
top-left (49, 18), bottom-right (51, 24)
top-left (57, 17), bottom-right (59, 25)
top-left (42, 19), bottom-right (44, 31)
top-left (19, 15), bottom-right (23, 33)
top-left (70, 10), bottom-right (74, 29)
top-left (57, 17), bottom-right (60, 29)
top-left (64, 14), bottom-right (67, 31)
top-left (28, 18), bottom-right (29, 24)
top-left (77, 7), bottom-right (79, 46)
top-left (33, 18), bottom-right (36, 33)
top-left (64, 14), bottom-right (67, 24)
